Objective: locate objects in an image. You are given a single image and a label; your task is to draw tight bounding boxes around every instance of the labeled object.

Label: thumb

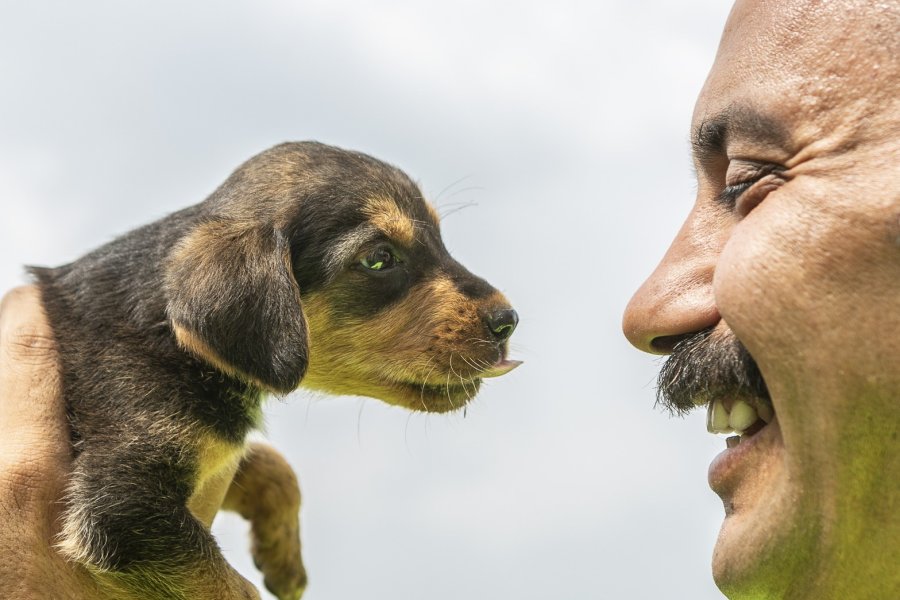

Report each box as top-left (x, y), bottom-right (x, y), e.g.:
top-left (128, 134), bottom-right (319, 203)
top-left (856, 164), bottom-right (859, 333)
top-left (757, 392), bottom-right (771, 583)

top-left (0, 285), bottom-right (70, 535)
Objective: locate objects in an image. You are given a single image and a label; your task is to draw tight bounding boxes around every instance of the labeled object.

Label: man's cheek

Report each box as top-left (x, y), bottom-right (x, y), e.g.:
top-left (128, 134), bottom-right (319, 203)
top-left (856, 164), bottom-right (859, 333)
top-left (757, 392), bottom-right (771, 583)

top-left (713, 177), bottom-right (881, 360)
top-left (712, 193), bottom-right (821, 362)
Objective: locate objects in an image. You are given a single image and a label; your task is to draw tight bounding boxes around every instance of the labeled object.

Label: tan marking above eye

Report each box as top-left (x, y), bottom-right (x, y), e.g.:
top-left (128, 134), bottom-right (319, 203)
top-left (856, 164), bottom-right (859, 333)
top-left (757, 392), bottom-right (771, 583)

top-left (362, 196), bottom-right (416, 245)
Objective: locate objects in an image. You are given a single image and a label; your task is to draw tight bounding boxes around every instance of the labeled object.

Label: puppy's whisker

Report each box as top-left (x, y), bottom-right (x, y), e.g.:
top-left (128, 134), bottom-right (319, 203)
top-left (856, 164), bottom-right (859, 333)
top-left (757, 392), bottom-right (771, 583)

top-left (356, 399), bottom-right (366, 446)
top-left (449, 356), bottom-right (477, 397)
top-left (433, 174), bottom-right (475, 204)
top-left (440, 201), bottom-right (480, 220)
top-left (445, 355), bottom-right (457, 410)
top-left (471, 358), bottom-right (492, 371)
top-left (460, 355), bottom-right (480, 372)
top-left (420, 361), bottom-right (439, 411)
top-left (444, 186), bottom-right (484, 200)
top-left (462, 355), bottom-right (490, 377)
top-left (448, 354), bottom-right (463, 380)
top-left (418, 355), bottom-right (437, 381)
top-left (457, 374), bottom-right (474, 403)
top-left (458, 366), bottom-right (479, 399)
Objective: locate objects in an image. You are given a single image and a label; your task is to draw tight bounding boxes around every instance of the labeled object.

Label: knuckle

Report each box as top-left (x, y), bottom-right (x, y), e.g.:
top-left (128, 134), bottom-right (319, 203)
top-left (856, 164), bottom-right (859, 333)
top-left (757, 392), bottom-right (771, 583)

top-left (1, 328), bottom-right (57, 368)
top-left (0, 459), bottom-right (46, 508)
top-left (8, 329), bottom-right (56, 355)
top-left (0, 286), bottom-right (57, 366)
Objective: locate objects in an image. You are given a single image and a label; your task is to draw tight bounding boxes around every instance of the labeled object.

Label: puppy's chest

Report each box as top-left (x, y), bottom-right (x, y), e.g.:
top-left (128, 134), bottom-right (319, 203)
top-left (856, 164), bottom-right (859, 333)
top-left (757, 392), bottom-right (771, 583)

top-left (184, 382), bottom-right (262, 518)
top-left (195, 432), bottom-right (246, 481)
top-left (187, 431), bottom-right (247, 522)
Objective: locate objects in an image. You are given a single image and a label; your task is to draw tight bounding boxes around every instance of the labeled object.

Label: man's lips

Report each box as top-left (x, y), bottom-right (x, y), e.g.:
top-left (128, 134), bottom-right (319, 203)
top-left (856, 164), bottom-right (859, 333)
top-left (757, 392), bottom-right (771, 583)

top-left (708, 416), bottom-right (782, 507)
top-left (701, 394), bottom-right (780, 508)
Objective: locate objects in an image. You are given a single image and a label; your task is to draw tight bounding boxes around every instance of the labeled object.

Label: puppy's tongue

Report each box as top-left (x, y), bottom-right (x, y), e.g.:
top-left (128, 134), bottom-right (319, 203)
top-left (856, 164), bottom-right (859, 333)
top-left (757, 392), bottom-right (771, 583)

top-left (479, 359), bottom-right (523, 379)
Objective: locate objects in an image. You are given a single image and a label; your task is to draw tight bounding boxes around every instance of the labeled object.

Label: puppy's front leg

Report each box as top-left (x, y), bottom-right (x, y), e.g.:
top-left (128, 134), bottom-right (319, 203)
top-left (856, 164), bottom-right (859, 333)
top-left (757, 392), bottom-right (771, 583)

top-left (60, 440), bottom-right (260, 600)
top-left (223, 443), bottom-right (307, 600)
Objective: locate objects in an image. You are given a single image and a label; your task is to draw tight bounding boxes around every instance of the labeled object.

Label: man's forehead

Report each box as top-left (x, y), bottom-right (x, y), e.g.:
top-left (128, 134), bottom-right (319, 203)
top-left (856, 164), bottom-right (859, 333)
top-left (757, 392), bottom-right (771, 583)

top-left (691, 0), bottom-right (899, 161)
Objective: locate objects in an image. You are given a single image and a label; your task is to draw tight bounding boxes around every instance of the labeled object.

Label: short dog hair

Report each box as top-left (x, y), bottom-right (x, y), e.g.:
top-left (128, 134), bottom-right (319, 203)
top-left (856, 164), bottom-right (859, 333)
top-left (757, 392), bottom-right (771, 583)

top-left (30, 142), bottom-right (520, 600)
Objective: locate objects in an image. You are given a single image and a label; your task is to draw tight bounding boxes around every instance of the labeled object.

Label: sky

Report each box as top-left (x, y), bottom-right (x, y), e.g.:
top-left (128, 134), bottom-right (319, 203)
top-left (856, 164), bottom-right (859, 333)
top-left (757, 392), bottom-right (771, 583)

top-left (1, 1), bottom-right (736, 598)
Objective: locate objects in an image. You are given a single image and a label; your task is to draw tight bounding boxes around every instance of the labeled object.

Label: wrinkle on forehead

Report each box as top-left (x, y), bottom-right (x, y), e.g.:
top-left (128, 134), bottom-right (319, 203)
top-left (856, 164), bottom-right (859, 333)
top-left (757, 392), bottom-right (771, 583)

top-left (695, 0), bottom-right (900, 159)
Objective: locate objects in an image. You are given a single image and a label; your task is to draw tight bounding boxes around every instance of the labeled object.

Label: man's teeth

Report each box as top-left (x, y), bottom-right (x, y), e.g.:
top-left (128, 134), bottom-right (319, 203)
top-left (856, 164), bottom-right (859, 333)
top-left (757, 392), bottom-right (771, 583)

top-left (706, 398), bottom-right (772, 436)
top-left (707, 400), bottom-right (732, 434)
top-left (728, 400), bottom-right (757, 432)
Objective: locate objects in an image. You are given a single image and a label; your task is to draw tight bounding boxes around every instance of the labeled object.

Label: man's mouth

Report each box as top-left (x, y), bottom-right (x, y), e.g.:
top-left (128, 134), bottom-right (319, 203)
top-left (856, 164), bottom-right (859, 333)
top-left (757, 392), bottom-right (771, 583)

top-left (653, 326), bottom-right (784, 500)
top-left (655, 325), bottom-right (773, 447)
top-left (701, 392), bottom-right (782, 507)
top-left (702, 395), bottom-right (776, 448)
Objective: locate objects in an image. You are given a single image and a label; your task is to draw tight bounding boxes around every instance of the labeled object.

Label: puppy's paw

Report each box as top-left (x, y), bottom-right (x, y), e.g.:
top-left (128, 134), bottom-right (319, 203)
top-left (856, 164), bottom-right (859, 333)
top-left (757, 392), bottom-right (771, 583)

top-left (223, 443), bottom-right (306, 600)
top-left (266, 570), bottom-right (307, 600)
top-left (250, 494), bottom-right (306, 599)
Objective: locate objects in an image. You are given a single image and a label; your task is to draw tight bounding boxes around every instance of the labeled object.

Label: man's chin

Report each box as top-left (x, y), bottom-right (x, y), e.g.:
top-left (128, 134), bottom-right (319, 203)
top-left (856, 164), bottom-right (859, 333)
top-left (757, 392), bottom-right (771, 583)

top-left (707, 421), bottom-right (808, 597)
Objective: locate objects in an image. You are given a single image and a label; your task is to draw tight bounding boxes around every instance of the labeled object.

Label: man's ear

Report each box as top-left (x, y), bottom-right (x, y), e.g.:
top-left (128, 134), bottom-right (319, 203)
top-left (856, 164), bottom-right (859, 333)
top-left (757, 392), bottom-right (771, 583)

top-left (164, 220), bottom-right (308, 394)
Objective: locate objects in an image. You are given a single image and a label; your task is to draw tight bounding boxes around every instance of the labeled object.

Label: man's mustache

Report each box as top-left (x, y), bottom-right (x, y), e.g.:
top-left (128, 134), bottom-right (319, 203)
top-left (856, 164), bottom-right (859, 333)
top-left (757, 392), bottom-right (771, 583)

top-left (656, 328), bottom-right (769, 414)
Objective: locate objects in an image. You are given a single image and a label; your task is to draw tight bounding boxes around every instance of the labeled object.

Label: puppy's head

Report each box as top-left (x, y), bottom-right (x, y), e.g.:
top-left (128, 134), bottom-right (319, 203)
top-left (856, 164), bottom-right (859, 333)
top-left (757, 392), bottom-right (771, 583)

top-left (166, 142), bottom-right (520, 413)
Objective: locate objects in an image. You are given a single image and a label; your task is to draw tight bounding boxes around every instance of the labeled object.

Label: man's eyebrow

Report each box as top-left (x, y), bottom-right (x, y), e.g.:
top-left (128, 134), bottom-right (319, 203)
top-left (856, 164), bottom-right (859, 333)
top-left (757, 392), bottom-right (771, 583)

top-left (692, 105), bottom-right (790, 168)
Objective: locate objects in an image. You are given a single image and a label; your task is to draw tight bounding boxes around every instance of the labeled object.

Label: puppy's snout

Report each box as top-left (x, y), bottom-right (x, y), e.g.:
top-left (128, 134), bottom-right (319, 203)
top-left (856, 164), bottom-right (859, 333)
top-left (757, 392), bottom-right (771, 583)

top-left (485, 308), bottom-right (519, 342)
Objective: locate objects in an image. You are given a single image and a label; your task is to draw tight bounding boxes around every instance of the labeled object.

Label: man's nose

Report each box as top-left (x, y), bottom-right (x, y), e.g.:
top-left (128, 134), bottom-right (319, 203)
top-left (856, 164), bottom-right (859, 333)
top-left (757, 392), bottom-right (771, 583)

top-left (622, 204), bottom-right (723, 355)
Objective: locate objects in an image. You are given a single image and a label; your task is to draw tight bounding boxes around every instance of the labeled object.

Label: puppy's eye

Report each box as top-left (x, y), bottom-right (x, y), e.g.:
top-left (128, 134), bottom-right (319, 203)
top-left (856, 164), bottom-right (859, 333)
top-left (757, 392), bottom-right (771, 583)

top-left (360, 248), bottom-right (397, 271)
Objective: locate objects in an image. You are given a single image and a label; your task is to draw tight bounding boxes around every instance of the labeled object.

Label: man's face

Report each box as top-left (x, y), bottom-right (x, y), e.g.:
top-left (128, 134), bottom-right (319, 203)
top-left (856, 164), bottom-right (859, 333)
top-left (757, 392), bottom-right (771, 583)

top-left (623, 0), bottom-right (900, 597)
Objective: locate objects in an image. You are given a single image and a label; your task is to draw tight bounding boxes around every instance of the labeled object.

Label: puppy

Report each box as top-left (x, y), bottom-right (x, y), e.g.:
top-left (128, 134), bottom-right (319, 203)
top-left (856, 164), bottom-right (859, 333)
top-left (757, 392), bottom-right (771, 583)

top-left (30, 142), bottom-right (520, 600)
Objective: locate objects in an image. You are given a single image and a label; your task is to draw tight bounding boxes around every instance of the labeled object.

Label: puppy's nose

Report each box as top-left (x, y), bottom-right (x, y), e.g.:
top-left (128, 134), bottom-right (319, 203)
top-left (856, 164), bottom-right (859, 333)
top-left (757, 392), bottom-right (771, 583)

top-left (486, 308), bottom-right (518, 342)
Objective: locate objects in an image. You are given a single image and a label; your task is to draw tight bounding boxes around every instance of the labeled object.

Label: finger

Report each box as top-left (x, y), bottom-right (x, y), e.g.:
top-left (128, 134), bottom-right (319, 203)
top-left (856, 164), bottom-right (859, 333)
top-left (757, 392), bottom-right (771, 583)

top-left (0, 289), bottom-right (112, 597)
top-left (0, 285), bottom-right (69, 533)
top-left (0, 286), bottom-right (66, 452)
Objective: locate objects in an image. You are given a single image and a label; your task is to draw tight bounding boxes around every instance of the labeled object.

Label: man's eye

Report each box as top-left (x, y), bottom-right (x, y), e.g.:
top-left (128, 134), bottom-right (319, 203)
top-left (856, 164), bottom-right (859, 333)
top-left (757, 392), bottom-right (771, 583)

top-left (360, 248), bottom-right (397, 271)
top-left (717, 162), bottom-right (786, 213)
top-left (717, 180), bottom-right (755, 208)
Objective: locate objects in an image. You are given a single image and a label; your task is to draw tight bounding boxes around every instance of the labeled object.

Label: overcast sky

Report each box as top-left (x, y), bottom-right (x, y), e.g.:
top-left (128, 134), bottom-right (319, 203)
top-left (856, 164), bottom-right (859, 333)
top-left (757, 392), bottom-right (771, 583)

top-left (1, 2), bottom-right (736, 598)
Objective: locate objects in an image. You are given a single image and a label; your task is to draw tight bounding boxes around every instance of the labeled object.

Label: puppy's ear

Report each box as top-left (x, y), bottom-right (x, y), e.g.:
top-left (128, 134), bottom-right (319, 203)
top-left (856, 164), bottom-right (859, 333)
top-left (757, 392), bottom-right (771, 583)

top-left (165, 220), bottom-right (308, 394)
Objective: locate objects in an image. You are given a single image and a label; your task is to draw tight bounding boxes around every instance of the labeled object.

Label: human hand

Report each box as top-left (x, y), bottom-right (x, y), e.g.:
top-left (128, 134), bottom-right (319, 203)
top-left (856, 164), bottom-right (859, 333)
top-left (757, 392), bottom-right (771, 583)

top-left (0, 286), bottom-right (110, 599)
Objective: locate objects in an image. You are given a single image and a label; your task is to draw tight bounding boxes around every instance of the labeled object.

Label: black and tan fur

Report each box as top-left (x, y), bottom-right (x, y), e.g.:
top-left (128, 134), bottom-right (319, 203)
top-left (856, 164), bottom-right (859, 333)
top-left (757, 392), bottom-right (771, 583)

top-left (30, 142), bottom-right (519, 600)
